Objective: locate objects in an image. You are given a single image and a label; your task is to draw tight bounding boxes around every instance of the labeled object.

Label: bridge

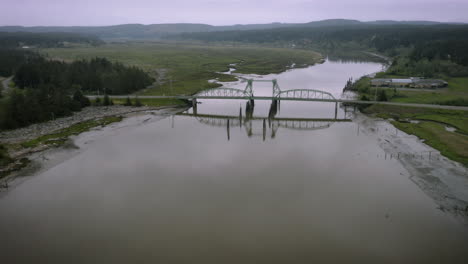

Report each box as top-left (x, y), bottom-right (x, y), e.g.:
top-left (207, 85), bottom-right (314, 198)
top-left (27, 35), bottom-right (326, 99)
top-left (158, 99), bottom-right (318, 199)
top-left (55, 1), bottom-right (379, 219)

top-left (91, 78), bottom-right (468, 111)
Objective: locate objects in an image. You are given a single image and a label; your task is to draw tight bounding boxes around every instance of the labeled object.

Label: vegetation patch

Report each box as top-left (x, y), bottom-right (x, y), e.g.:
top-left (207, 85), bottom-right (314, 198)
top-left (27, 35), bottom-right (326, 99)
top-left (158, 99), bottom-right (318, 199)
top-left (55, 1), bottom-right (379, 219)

top-left (363, 104), bottom-right (468, 166)
top-left (21, 116), bottom-right (123, 149)
top-left (391, 121), bottom-right (468, 166)
top-left (354, 77), bottom-right (468, 106)
top-left (0, 144), bottom-right (13, 167)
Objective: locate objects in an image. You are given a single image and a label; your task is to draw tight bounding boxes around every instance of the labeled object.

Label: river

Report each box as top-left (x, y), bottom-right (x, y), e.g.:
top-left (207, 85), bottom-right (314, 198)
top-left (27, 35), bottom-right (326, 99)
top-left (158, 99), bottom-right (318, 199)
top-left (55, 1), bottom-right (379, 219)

top-left (1, 59), bottom-right (467, 263)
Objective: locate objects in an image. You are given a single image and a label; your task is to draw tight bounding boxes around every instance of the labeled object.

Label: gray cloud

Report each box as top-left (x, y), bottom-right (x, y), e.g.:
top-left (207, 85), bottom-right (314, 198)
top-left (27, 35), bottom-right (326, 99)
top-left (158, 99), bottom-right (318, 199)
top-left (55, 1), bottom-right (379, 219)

top-left (1, 0), bottom-right (467, 26)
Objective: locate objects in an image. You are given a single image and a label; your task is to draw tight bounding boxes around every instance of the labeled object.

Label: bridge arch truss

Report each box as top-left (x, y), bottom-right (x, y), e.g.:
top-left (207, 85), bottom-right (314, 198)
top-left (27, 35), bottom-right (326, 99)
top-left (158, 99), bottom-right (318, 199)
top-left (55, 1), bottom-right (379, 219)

top-left (276, 89), bottom-right (336, 100)
top-left (195, 87), bottom-right (251, 98)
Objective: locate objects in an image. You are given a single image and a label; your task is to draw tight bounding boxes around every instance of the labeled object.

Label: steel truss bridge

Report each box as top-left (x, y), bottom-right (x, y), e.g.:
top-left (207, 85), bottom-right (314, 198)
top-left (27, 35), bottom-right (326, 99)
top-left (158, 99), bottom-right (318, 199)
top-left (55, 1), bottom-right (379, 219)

top-left (93, 79), bottom-right (468, 111)
top-left (193, 79), bottom-right (336, 101)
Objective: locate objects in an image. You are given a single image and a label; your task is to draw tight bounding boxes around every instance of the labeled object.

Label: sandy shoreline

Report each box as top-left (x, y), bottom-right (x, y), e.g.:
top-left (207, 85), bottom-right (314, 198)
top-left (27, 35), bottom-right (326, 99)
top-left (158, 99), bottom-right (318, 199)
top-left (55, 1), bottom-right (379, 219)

top-left (355, 113), bottom-right (468, 224)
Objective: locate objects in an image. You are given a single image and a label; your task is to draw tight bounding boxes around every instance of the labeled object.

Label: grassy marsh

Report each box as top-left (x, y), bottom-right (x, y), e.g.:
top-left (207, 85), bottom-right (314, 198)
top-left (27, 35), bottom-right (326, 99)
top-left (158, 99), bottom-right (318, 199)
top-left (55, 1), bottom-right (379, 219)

top-left (42, 42), bottom-right (323, 96)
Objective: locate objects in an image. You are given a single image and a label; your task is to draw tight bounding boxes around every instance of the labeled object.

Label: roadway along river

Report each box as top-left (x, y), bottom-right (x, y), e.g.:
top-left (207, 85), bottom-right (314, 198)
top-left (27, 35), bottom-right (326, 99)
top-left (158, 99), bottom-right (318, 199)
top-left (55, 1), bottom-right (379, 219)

top-left (1, 59), bottom-right (467, 263)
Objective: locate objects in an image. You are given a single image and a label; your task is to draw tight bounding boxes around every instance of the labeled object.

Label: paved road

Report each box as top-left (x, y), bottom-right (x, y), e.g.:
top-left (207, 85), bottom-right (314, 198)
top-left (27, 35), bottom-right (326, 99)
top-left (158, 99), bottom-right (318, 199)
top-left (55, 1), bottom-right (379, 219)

top-left (377, 87), bottom-right (447, 92)
top-left (88, 95), bottom-right (468, 111)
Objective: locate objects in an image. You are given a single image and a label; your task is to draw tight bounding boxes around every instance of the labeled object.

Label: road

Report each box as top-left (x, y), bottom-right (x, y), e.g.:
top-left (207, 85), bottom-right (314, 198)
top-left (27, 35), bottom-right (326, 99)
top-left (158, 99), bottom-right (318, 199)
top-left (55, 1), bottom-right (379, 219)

top-left (87, 95), bottom-right (468, 111)
top-left (377, 87), bottom-right (447, 92)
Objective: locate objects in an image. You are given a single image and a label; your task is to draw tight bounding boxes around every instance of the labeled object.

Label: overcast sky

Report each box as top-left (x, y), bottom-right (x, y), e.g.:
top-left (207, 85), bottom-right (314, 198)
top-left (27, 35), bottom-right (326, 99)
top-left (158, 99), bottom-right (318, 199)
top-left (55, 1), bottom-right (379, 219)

top-left (1, 0), bottom-right (467, 26)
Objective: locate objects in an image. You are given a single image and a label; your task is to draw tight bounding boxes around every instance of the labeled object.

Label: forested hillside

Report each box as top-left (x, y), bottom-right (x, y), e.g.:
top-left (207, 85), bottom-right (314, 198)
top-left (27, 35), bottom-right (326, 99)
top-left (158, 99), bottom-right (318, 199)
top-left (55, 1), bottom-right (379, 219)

top-left (173, 24), bottom-right (468, 53)
top-left (0, 19), bottom-right (450, 40)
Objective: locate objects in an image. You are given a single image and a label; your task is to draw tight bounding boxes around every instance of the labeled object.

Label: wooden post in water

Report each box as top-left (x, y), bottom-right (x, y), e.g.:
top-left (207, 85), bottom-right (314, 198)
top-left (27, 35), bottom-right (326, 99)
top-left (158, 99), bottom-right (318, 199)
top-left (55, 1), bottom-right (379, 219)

top-left (263, 119), bottom-right (266, 141)
top-left (227, 119), bottom-right (230, 141)
top-left (239, 106), bottom-right (243, 128)
top-left (192, 99), bottom-right (198, 115)
top-left (335, 102), bottom-right (338, 120)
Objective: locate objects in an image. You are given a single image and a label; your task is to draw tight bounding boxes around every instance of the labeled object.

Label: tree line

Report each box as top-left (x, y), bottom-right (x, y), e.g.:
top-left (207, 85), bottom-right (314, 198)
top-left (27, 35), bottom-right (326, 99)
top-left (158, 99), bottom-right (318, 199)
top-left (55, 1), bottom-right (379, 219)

top-left (13, 56), bottom-right (154, 94)
top-left (173, 24), bottom-right (468, 54)
top-left (0, 31), bottom-right (103, 48)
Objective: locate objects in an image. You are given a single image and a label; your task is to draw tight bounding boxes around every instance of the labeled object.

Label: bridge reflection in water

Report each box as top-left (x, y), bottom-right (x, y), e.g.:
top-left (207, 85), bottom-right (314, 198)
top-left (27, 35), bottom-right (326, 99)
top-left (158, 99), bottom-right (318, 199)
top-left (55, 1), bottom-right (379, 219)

top-left (178, 100), bottom-right (353, 141)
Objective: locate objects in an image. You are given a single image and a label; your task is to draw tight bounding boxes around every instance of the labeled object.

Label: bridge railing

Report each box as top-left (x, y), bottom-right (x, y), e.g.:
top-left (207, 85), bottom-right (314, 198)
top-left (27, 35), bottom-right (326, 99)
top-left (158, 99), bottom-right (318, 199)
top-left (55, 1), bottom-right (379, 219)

top-left (194, 87), bottom-right (252, 98)
top-left (276, 89), bottom-right (336, 100)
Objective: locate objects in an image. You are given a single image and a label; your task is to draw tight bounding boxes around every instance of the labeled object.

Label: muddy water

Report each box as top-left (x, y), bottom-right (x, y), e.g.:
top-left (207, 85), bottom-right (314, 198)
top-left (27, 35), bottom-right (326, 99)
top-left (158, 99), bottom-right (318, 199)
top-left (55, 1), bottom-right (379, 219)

top-left (1, 60), bottom-right (467, 263)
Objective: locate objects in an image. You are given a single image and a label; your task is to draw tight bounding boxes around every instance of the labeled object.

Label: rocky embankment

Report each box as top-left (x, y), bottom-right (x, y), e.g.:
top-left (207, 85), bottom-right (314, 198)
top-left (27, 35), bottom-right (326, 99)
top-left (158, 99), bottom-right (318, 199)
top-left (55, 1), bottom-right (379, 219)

top-left (0, 106), bottom-right (164, 144)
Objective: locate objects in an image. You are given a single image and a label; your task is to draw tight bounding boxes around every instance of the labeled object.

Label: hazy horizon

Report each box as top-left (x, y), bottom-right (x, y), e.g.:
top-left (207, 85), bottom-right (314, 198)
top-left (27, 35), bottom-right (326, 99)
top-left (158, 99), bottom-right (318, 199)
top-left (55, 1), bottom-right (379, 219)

top-left (1, 0), bottom-right (467, 27)
top-left (1, 18), bottom-right (466, 28)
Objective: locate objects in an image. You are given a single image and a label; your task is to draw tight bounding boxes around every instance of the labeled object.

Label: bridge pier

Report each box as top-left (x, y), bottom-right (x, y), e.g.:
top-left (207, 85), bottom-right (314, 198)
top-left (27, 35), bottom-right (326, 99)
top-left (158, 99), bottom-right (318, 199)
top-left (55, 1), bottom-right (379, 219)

top-left (268, 99), bottom-right (278, 119)
top-left (263, 119), bottom-right (266, 141)
top-left (239, 106), bottom-right (243, 128)
top-left (334, 102), bottom-right (338, 120)
top-left (245, 101), bottom-right (254, 120)
top-left (227, 119), bottom-right (230, 141)
top-left (192, 99), bottom-right (198, 115)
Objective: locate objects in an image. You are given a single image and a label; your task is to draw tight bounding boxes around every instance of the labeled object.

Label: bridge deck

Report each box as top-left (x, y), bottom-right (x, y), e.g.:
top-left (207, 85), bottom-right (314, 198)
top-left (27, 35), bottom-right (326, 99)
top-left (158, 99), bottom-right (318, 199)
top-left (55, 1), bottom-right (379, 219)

top-left (177, 113), bottom-right (352, 122)
top-left (87, 95), bottom-right (468, 111)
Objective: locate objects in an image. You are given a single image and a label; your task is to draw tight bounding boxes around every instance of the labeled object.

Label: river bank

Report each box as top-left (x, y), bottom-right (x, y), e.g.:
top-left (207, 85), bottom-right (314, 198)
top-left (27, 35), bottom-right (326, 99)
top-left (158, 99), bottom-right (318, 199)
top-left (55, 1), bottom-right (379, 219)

top-left (355, 113), bottom-right (468, 224)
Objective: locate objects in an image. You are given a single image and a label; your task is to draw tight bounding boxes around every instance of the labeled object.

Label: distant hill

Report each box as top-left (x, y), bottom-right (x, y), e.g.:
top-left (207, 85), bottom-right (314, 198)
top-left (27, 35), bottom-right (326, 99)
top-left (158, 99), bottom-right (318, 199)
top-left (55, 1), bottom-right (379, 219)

top-left (0, 19), bottom-right (460, 41)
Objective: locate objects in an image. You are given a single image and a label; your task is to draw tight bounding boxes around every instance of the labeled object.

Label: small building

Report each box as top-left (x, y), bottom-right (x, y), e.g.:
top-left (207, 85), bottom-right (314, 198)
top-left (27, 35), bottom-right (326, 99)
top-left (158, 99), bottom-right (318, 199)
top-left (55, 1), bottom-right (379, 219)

top-left (370, 79), bottom-right (392, 87)
top-left (371, 77), bottom-right (447, 89)
top-left (390, 79), bottom-right (413, 87)
top-left (411, 79), bottom-right (448, 88)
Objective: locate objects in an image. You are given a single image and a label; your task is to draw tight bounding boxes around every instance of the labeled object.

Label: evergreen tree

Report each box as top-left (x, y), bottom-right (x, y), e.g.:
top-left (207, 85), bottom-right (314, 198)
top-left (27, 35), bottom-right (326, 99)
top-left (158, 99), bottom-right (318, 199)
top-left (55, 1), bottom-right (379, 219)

top-left (103, 94), bottom-right (111, 106)
top-left (134, 97), bottom-right (142, 107)
top-left (377, 90), bottom-right (388, 101)
top-left (94, 97), bottom-right (102, 106)
top-left (124, 97), bottom-right (132, 106)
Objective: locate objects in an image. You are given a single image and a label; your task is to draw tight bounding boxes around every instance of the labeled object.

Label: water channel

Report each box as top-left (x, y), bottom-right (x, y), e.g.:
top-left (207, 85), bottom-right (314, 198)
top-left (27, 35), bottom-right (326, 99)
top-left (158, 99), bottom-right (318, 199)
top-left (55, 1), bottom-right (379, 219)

top-left (1, 59), bottom-right (467, 263)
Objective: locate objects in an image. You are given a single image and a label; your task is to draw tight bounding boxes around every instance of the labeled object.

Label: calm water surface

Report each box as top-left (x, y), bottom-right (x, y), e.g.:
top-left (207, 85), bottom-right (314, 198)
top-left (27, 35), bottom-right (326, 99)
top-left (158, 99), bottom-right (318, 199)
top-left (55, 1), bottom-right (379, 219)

top-left (1, 60), bottom-right (467, 263)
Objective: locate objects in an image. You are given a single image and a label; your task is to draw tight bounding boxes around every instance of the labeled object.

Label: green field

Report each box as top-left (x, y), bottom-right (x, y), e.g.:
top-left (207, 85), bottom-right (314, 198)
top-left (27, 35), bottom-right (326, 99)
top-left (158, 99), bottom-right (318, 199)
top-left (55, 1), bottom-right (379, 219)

top-left (363, 104), bottom-right (468, 165)
top-left (42, 42), bottom-right (323, 96)
top-left (21, 116), bottom-right (123, 149)
top-left (357, 76), bottom-right (468, 106)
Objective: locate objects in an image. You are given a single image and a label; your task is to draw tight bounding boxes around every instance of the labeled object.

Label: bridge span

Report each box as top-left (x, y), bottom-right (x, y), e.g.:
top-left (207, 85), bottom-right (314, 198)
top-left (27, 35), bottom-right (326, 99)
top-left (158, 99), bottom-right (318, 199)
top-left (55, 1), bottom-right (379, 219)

top-left (88, 78), bottom-right (468, 111)
top-left (90, 95), bottom-right (468, 111)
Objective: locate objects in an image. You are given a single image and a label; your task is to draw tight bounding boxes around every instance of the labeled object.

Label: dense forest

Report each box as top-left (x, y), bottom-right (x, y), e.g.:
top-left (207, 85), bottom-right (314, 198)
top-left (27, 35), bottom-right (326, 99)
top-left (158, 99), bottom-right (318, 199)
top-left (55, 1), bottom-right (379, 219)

top-left (0, 49), bottom-right (153, 130)
top-left (13, 56), bottom-right (154, 94)
top-left (173, 24), bottom-right (468, 54)
top-left (0, 48), bottom-right (39, 76)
